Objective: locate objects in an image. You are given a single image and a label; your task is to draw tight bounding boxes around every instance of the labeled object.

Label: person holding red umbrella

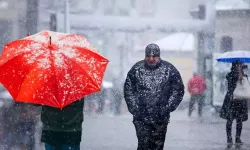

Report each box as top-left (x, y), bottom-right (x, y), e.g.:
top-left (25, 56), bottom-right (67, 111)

top-left (0, 30), bottom-right (109, 150)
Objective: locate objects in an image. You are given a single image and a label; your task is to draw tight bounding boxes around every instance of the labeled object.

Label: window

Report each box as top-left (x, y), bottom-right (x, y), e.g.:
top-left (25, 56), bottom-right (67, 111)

top-left (103, 0), bottom-right (133, 16)
top-left (220, 36), bottom-right (233, 52)
top-left (135, 0), bottom-right (155, 17)
top-left (80, 0), bottom-right (95, 13)
top-left (0, 0), bottom-right (8, 9)
top-left (116, 1), bottom-right (131, 16)
top-left (72, 0), bottom-right (96, 14)
top-left (131, 0), bottom-right (136, 8)
top-left (103, 0), bottom-right (115, 15)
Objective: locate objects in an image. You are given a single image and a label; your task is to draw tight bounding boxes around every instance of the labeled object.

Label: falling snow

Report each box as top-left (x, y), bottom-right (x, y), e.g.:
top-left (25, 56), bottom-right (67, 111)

top-left (1, 0), bottom-right (250, 150)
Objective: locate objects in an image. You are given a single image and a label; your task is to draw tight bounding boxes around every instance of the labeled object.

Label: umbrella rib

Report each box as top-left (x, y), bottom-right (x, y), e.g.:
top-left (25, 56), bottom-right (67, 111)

top-left (1, 39), bottom-right (46, 65)
top-left (72, 46), bottom-right (108, 61)
top-left (2, 52), bottom-right (44, 100)
top-left (71, 47), bottom-right (108, 87)
top-left (49, 51), bottom-right (61, 108)
top-left (60, 53), bottom-right (101, 90)
top-left (12, 52), bottom-right (59, 107)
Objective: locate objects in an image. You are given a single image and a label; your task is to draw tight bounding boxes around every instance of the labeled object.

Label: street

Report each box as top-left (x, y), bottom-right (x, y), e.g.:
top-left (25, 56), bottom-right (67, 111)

top-left (82, 109), bottom-right (250, 150)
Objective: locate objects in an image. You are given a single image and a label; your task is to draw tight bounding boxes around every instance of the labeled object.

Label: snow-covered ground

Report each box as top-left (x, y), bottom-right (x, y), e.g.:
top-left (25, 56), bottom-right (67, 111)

top-left (3, 108), bottom-right (250, 150)
top-left (81, 109), bottom-right (250, 150)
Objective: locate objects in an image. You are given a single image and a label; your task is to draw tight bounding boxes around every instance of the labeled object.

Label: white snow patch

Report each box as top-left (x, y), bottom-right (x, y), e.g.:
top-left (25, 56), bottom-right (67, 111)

top-left (24, 33), bottom-right (48, 43)
top-left (54, 52), bottom-right (64, 67)
top-left (37, 57), bottom-right (51, 69)
top-left (59, 47), bottom-right (77, 59)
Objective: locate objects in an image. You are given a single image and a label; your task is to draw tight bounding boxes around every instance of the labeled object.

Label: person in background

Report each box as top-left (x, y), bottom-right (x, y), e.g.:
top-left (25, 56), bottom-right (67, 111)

top-left (111, 78), bottom-right (123, 116)
top-left (84, 94), bottom-right (96, 115)
top-left (17, 103), bottom-right (40, 150)
top-left (187, 73), bottom-right (207, 117)
top-left (111, 87), bottom-right (123, 115)
top-left (96, 86), bottom-right (107, 115)
top-left (220, 61), bottom-right (248, 145)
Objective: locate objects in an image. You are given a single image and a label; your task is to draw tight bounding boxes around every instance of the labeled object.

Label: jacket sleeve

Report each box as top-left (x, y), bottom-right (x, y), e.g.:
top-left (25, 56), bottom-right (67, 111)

top-left (226, 72), bottom-right (238, 93)
top-left (202, 78), bottom-right (207, 90)
top-left (123, 69), bottom-right (138, 115)
top-left (187, 79), bottom-right (192, 93)
top-left (167, 66), bottom-right (185, 112)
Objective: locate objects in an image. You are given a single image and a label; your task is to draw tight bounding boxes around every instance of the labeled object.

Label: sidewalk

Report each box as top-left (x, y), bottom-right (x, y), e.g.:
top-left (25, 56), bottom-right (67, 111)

top-left (83, 109), bottom-right (250, 150)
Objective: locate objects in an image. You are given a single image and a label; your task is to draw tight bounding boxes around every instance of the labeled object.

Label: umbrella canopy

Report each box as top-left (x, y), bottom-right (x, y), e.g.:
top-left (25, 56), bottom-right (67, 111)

top-left (0, 30), bottom-right (109, 108)
top-left (216, 50), bottom-right (250, 63)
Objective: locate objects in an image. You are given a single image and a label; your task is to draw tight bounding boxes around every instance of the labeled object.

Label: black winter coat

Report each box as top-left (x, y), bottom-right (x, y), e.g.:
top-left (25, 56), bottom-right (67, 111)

top-left (220, 72), bottom-right (248, 121)
top-left (124, 60), bottom-right (184, 123)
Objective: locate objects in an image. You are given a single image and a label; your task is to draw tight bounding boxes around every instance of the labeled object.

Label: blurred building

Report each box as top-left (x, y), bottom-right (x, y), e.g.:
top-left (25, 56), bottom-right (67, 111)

top-left (191, 0), bottom-right (250, 52)
top-left (0, 0), bottom-right (38, 52)
top-left (0, 0), bottom-right (18, 51)
top-left (0, 0), bottom-right (212, 101)
top-left (38, 0), bottom-right (197, 82)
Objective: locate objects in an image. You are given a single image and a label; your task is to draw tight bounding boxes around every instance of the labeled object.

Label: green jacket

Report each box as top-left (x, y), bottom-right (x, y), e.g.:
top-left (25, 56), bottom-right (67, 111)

top-left (41, 98), bottom-right (84, 132)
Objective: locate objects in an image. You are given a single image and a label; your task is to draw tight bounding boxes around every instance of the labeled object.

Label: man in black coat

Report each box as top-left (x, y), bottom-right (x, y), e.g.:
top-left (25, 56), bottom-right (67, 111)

top-left (124, 43), bottom-right (185, 150)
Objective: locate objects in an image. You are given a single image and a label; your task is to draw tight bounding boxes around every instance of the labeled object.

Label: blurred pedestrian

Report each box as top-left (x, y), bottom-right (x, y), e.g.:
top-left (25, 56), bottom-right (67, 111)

top-left (187, 73), bottom-right (207, 117)
top-left (111, 87), bottom-right (122, 115)
top-left (84, 94), bottom-right (96, 115)
top-left (220, 61), bottom-right (249, 145)
top-left (96, 86), bottom-right (106, 115)
top-left (1, 102), bottom-right (18, 150)
top-left (124, 43), bottom-right (184, 150)
top-left (16, 103), bottom-right (40, 150)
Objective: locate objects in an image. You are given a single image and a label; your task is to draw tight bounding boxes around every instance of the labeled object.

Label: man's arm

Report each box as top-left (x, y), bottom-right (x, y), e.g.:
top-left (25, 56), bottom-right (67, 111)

top-left (167, 66), bottom-right (185, 112)
top-left (187, 79), bottom-right (192, 93)
top-left (202, 78), bottom-right (207, 90)
top-left (123, 69), bottom-right (138, 115)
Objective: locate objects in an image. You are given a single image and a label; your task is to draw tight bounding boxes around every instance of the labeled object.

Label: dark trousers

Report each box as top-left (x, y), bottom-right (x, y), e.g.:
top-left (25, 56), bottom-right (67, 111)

top-left (96, 99), bottom-right (105, 114)
top-left (19, 122), bottom-right (36, 150)
top-left (113, 99), bottom-right (122, 115)
top-left (226, 119), bottom-right (242, 139)
top-left (188, 94), bottom-right (205, 116)
top-left (226, 100), bottom-right (245, 140)
top-left (133, 120), bottom-right (168, 150)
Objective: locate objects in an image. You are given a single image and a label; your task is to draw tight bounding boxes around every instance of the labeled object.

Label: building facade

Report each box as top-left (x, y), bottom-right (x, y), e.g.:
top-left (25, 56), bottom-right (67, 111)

top-left (0, 0), bottom-right (39, 51)
top-left (0, 0), bottom-right (18, 50)
top-left (191, 0), bottom-right (250, 52)
top-left (39, 0), bottom-right (195, 81)
top-left (216, 10), bottom-right (250, 52)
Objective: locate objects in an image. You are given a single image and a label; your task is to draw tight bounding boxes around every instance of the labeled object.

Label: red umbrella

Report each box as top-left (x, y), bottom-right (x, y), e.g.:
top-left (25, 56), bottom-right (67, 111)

top-left (0, 30), bottom-right (109, 108)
